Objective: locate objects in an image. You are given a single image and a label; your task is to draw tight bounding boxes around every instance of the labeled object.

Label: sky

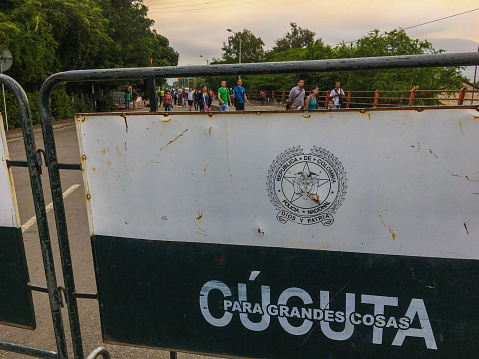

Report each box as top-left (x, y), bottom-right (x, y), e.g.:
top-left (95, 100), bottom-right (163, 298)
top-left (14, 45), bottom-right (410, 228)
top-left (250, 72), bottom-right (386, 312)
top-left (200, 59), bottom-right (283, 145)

top-left (143, 0), bottom-right (479, 80)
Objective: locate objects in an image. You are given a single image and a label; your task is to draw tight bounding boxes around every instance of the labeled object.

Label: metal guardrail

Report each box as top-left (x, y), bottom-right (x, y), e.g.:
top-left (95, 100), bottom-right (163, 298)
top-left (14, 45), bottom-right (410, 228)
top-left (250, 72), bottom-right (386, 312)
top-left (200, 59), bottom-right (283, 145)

top-left (0, 74), bottom-right (68, 358)
top-left (33, 52), bottom-right (479, 359)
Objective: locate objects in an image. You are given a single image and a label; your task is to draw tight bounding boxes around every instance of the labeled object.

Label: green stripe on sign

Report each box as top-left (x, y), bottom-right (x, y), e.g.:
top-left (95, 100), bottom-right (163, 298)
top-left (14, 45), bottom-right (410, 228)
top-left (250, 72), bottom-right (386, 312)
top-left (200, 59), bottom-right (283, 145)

top-left (0, 226), bottom-right (36, 329)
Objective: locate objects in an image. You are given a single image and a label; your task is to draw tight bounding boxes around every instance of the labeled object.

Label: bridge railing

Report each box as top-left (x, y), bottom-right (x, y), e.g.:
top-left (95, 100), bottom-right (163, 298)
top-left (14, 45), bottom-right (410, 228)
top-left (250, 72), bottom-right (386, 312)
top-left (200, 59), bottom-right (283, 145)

top-left (246, 87), bottom-right (478, 108)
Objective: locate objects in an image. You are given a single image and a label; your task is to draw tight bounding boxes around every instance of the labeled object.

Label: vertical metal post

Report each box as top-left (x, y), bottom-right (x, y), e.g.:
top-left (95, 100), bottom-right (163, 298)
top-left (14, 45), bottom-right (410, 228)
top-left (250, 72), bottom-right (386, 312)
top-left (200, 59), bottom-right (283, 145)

top-left (169, 351), bottom-right (177, 359)
top-left (409, 88), bottom-right (416, 106)
top-left (373, 89), bottom-right (380, 108)
top-left (39, 81), bottom-right (84, 359)
top-left (239, 34), bottom-right (242, 80)
top-left (1, 64), bottom-right (8, 131)
top-left (472, 65), bottom-right (477, 105)
top-left (457, 88), bottom-right (466, 105)
top-left (148, 77), bottom-right (157, 112)
top-left (0, 74), bottom-right (69, 358)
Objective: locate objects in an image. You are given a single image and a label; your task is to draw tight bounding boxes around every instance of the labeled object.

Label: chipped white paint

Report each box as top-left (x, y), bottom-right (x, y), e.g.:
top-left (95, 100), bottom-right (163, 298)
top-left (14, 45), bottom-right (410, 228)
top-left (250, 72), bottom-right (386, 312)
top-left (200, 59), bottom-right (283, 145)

top-left (76, 108), bottom-right (479, 259)
top-left (0, 113), bottom-right (20, 228)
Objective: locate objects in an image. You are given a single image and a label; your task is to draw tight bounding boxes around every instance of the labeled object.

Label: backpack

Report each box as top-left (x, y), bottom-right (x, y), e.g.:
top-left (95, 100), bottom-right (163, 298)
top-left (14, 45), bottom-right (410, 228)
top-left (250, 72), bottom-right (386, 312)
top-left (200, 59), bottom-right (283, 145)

top-left (333, 88), bottom-right (343, 106)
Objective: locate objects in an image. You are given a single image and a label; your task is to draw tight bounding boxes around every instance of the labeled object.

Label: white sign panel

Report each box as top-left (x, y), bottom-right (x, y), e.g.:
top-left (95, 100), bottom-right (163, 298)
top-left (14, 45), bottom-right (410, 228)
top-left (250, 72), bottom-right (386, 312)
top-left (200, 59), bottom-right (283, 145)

top-left (77, 108), bottom-right (479, 259)
top-left (0, 113), bottom-right (19, 228)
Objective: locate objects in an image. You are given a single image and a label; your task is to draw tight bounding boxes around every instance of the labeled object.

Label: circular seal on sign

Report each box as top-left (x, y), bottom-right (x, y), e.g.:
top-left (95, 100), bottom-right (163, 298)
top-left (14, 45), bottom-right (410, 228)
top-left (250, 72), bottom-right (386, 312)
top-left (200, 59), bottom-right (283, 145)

top-left (267, 146), bottom-right (347, 225)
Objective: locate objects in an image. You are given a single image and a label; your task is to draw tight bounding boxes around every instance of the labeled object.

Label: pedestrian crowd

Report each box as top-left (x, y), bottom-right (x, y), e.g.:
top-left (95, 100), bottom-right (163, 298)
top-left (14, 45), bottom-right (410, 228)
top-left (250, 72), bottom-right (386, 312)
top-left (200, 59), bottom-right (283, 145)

top-left (123, 79), bottom-right (346, 112)
top-left (157, 79), bottom-right (252, 113)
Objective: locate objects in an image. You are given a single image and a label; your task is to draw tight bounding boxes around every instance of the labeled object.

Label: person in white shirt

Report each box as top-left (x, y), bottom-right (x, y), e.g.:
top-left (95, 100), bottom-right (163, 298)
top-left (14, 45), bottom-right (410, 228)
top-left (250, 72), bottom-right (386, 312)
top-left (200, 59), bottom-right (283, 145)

top-left (187, 88), bottom-right (195, 111)
top-left (329, 81), bottom-right (345, 109)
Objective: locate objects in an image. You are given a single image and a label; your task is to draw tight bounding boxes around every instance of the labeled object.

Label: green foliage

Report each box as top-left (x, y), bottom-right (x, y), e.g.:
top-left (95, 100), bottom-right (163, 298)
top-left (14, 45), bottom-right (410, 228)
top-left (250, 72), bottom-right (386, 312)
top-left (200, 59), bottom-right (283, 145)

top-left (239, 28), bottom-right (464, 95)
top-left (0, 0), bottom-right (179, 128)
top-left (220, 29), bottom-right (265, 64)
top-left (272, 22), bottom-right (316, 52)
top-left (50, 86), bottom-right (74, 121)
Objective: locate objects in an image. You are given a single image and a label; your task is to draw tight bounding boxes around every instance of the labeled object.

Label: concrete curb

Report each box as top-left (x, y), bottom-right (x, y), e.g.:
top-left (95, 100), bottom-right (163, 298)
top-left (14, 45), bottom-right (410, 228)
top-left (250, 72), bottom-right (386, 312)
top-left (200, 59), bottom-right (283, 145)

top-left (5, 118), bottom-right (76, 141)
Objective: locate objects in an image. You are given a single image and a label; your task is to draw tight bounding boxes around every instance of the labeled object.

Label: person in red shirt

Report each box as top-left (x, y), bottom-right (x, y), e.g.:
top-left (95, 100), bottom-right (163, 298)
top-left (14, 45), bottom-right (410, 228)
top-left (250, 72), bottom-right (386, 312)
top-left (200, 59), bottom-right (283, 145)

top-left (163, 90), bottom-right (173, 112)
top-left (182, 89), bottom-right (188, 107)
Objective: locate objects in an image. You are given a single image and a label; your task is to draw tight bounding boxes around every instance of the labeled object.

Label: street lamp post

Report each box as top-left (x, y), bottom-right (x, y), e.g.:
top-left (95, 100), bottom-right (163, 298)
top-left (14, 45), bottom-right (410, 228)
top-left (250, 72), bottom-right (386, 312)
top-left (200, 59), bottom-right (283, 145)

top-left (199, 55), bottom-right (209, 65)
top-left (227, 28), bottom-right (242, 79)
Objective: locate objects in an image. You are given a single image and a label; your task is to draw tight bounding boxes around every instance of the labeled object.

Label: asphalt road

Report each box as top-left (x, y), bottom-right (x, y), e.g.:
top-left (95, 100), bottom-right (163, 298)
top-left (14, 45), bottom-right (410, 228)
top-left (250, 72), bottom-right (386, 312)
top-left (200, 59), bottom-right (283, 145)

top-left (1, 118), bottom-right (216, 358)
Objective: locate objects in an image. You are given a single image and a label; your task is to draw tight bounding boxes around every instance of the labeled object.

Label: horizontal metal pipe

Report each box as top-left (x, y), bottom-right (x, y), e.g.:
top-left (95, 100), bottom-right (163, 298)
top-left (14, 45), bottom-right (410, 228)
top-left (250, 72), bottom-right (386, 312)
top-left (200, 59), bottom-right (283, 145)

top-left (41, 52), bottom-right (479, 86)
top-left (6, 159), bottom-right (29, 168)
top-left (56, 163), bottom-right (82, 170)
top-left (27, 283), bottom-right (49, 293)
top-left (74, 292), bottom-right (98, 300)
top-left (0, 342), bottom-right (58, 358)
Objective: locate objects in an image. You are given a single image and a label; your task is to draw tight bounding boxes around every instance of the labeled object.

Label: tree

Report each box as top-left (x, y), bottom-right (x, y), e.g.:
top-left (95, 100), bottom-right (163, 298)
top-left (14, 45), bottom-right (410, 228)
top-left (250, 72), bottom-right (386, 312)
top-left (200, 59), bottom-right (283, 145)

top-left (272, 22), bottom-right (316, 53)
top-left (335, 29), bottom-right (463, 96)
top-left (220, 29), bottom-right (265, 64)
top-left (0, 0), bottom-right (179, 127)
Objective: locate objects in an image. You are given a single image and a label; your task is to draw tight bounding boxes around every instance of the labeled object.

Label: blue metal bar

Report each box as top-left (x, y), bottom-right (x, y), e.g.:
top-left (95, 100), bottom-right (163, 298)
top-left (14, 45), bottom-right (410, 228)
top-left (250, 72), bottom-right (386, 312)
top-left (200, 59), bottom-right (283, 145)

top-left (0, 74), bottom-right (68, 358)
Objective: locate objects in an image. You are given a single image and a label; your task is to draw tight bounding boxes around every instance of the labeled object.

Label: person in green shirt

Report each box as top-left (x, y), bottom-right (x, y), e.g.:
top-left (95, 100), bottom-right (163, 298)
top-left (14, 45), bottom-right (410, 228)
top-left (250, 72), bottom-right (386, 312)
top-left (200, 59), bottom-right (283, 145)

top-left (217, 81), bottom-right (232, 112)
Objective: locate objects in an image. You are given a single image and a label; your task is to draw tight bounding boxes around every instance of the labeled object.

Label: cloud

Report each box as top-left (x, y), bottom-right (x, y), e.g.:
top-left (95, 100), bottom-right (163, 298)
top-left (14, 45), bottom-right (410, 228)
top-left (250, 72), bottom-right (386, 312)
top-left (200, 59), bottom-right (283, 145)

top-left (144, 0), bottom-right (479, 66)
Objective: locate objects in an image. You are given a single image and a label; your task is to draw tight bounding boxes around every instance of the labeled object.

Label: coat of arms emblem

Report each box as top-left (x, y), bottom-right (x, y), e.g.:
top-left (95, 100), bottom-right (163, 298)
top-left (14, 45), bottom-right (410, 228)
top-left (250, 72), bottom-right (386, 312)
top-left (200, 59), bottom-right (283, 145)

top-left (267, 146), bottom-right (347, 225)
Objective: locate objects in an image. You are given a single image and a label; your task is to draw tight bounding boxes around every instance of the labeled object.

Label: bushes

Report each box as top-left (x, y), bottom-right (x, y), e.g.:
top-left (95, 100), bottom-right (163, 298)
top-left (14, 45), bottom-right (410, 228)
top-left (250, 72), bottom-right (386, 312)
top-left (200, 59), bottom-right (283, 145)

top-left (0, 85), bottom-right (81, 129)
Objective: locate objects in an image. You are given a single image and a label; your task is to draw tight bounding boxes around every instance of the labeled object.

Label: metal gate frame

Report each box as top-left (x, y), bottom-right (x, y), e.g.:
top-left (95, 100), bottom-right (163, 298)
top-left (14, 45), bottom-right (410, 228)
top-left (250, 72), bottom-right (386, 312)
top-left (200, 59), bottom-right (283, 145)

top-left (36, 52), bottom-right (479, 359)
top-left (0, 74), bottom-right (108, 359)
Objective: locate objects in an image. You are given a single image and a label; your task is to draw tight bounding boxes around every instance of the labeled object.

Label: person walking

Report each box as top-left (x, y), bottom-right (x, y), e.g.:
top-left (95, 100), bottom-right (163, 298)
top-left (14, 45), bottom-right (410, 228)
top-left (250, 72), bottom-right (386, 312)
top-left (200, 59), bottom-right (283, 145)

top-left (218, 81), bottom-right (231, 111)
top-left (187, 88), bottom-right (195, 111)
top-left (132, 88), bottom-right (138, 109)
top-left (124, 86), bottom-right (131, 110)
top-left (329, 81), bottom-right (345, 109)
top-left (304, 86), bottom-right (319, 110)
top-left (260, 90), bottom-right (266, 105)
top-left (233, 79), bottom-right (250, 111)
top-left (159, 88), bottom-right (164, 106)
top-left (176, 88), bottom-right (182, 106)
top-left (287, 79), bottom-right (305, 110)
top-left (194, 89), bottom-right (200, 111)
top-left (164, 90), bottom-right (172, 112)
top-left (182, 89), bottom-right (188, 107)
top-left (198, 85), bottom-right (212, 112)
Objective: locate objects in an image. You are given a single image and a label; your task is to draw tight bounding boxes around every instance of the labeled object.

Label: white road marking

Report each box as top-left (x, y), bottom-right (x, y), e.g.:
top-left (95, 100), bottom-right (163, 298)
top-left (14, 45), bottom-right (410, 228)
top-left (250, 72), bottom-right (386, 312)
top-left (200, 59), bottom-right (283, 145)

top-left (21, 184), bottom-right (81, 233)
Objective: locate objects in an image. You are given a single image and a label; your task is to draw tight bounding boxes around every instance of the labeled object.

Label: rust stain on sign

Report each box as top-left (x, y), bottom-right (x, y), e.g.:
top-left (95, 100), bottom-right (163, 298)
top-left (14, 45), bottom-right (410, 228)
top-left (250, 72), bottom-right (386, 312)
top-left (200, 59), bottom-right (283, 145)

top-left (410, 142), bottom-right (420, 152)
top-left (311, 194), bottom-right (321, 204)
top-left (464, 223), bottom-right (469, 235)
top-left (459, 121), bottom-right (464, 134)
top-left (380, 216), bottom-right (396, 240)
top-left (122, 115), bottom-right (128, 133)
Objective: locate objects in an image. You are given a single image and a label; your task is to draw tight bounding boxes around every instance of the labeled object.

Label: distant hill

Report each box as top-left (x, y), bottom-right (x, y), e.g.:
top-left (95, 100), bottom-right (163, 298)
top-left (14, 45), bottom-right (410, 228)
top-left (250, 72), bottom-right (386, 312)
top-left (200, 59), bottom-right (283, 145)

top-left (427, 38), bottom-right (478, 81)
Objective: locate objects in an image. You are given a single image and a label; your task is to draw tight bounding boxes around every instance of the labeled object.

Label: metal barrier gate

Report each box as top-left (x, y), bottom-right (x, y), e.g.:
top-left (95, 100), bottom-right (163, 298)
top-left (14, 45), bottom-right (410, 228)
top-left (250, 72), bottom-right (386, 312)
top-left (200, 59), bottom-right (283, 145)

top-left (0, 74), bottom-right (107, 358)
top-left (1, 52), bottom-right (478, 358)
